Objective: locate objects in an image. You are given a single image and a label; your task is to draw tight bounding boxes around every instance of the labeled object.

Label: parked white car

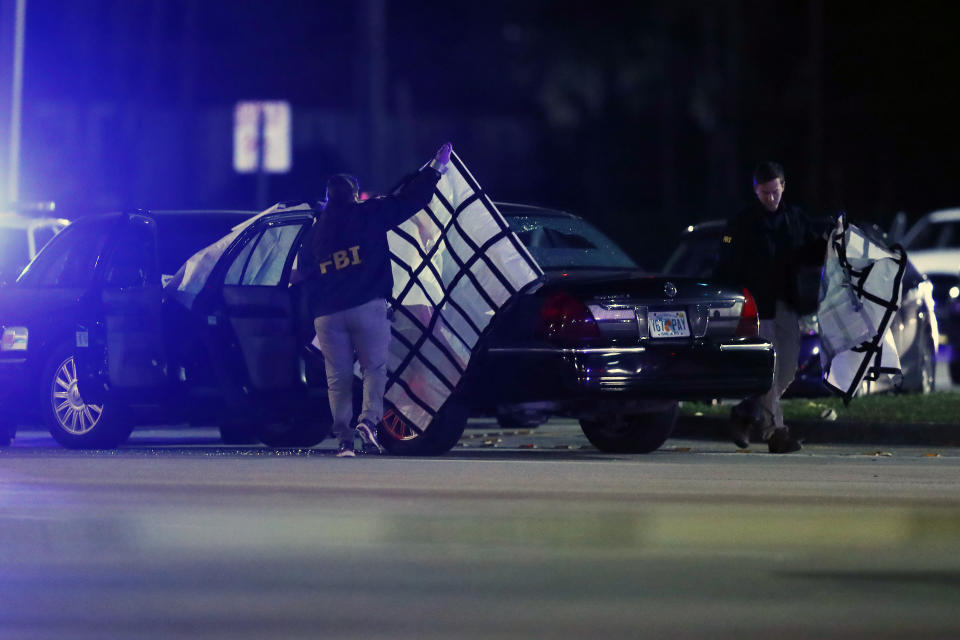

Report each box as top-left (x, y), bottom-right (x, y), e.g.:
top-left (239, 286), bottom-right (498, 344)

top-left (901, 208), bottom-right (960, 382)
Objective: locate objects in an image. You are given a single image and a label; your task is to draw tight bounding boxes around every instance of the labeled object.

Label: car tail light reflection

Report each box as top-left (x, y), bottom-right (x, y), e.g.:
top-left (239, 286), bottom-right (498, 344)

top-left (735, 288), bottom-right (759, 337)
top-left (539, 291), bottom-right (599, 342)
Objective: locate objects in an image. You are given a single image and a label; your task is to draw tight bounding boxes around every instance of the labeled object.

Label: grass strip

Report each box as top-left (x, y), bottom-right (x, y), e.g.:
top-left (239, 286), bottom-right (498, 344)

top-left (680, 392), bottom-right (960, 424)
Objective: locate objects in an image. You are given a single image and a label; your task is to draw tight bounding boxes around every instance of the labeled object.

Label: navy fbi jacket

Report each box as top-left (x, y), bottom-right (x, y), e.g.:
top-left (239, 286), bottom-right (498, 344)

top-left (298, 167), bottom-right (441, 317)
top-left (714, 201), bottom-right (826, 319)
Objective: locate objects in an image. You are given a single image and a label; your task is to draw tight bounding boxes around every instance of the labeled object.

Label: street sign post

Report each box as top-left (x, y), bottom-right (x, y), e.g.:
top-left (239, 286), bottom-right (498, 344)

top-left (233, 100), bottom-right (292, 174)
top-left (233, 100), bottom-right (292, 207)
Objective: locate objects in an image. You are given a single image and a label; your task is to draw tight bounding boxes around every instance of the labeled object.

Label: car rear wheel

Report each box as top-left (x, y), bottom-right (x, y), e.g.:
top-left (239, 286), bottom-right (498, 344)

top-left (379, 399), bottom-right (469, 456)
top-left (41, 345), bottom-right (133, 449)
top-left (579, 402), bottom-right (678, 453)
top-left (218, 421), bottom-right (260, 445)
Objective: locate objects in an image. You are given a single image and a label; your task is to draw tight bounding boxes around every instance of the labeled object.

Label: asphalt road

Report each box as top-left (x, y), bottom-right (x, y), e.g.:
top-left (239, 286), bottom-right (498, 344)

top-left (2, 421), bottom-right (960, 640)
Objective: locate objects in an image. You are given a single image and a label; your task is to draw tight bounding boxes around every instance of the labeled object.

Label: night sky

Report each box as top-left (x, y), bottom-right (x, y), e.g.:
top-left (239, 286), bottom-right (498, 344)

top-left (2, 0), bottom-right (959, 266)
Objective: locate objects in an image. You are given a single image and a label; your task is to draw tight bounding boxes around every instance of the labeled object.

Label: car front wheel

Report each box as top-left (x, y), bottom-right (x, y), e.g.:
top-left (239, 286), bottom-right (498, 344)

top-left (218, 421), bottom-right (260, 445)
top-left (579, 402), bottom-right (679, 453)
top-left (41, 345), bottom-right (133, 449)
top-left (899, 328), bottom-right (936, 394)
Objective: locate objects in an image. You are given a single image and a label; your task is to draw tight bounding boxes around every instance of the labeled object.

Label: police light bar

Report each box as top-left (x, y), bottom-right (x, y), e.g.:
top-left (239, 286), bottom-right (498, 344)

top-left (5, 201), bottom-right (56, 215)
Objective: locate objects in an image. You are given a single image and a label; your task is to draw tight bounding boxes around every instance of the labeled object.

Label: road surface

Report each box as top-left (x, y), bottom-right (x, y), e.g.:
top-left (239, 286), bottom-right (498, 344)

top-left (2, 422), bottom-right (959, 639)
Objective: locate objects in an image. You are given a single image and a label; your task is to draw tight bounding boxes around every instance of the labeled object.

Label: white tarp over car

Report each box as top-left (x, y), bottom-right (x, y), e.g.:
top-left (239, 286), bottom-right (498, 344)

top-left (818, 216), bottom-right (907, 402)
top-left (383, 152), bottom-right (543, 429)
top-left (164, 203), bottom-right (312, 306)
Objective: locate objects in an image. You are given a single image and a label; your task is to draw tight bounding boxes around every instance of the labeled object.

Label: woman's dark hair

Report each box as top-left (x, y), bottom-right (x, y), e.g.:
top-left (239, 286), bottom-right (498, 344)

top-left (752, 161), bottom-right (785, 185)
top-left (325, 174), bottom-right (359, 204)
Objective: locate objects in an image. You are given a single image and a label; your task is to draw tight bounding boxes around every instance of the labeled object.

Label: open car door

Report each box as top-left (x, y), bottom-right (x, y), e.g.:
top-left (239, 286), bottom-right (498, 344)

top-left (208, 214), bottom-right (330, 445)
top-left (76, 214), bottom-right (166, 405)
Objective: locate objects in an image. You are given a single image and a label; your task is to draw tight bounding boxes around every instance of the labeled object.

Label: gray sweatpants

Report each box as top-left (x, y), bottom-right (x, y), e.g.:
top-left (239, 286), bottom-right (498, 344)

top-left (313, 298), bottom-right (392, 447)
top-left (755, 300), bottom-right (800, 438)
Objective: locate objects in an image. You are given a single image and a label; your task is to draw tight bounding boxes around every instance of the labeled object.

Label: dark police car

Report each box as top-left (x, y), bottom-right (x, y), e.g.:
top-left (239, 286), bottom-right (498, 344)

top-left (1, 204), bottom-right (775, 454)
top-left (460, 205), bottom-right (774, 453)
top-left (0, 210), bottom-right (256, 446)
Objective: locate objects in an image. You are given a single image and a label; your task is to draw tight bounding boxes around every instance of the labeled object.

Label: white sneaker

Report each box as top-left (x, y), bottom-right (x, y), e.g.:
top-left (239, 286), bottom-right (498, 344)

top-left (336, 443), bottom-right (356, 458)
top-left (355, 421), bottom-right (385, 455)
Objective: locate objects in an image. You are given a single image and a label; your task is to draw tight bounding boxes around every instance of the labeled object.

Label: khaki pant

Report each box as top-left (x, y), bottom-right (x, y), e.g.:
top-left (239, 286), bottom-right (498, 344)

top-left (313, 298), bottom-right (392, 447)
top-left (739, 300), bottom-right (799, 439)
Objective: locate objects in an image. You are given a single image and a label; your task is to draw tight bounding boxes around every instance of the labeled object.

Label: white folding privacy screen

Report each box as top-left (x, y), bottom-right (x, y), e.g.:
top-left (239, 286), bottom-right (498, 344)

top-left (384, 152), bottom-right (543, 429)
top-left (165, 153), bottom-right (543, 430)
top-left (818, 217), bottom-right (906, 402)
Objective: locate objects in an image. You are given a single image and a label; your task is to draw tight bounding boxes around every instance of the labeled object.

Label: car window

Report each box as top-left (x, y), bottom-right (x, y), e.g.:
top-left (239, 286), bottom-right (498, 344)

top-left (226, 223), bottom-right (304, 286)
top-left (663, 229), bottom-right (722, 277)
top-left (0, 228), bottom-right (30, 281)
top-left (506, 215), bottom-right (637, 270)
top-left (224, 235), bottom-right (257, 285)
top-left (17, 217), bottom-right (116, 288)
top-left (905, 220), bottom-right (959, 250)
top-left (104, 220), bottom-right (157, 289)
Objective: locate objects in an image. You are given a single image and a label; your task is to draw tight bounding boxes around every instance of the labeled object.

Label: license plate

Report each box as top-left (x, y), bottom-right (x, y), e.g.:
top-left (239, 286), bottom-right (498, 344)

top-left (648, 310), bottom-right (690, 338)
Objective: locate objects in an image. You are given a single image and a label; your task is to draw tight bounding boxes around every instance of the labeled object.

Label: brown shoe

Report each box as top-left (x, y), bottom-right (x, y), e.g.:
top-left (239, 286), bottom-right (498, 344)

top-left (767, 428), bottom-right (802, 454)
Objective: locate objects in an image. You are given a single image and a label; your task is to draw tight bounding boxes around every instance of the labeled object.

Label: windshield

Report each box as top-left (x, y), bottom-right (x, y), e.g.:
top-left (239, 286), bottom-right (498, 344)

top-left (505, 214), bottom-right (638, 271)
top-left (17, 217), bottom-right (116, 288)
top-left (905, 220), bottom-right (960, 251)
top-left (0, 227), bottom-right (30, 282)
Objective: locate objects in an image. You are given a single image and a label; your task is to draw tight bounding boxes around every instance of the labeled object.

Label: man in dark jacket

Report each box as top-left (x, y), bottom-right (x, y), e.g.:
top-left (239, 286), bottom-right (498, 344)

top-left (298, 142), bottom-right (452, 457)
top-left (715, 161), bottom-right (826, 453)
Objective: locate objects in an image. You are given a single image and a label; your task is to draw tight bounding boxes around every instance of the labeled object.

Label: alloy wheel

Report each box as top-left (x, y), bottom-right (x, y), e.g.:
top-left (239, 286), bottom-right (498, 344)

top-left (381, 408), bottom-right (424, 442)
top-left (51, 356), bottom-right (103, 435)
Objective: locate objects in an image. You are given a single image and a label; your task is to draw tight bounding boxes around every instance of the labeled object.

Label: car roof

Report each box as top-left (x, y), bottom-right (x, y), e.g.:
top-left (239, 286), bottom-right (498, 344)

top-left (493, 201), bottom-right (580, 220)
top-left (923, 208), bottom-right (960, 223)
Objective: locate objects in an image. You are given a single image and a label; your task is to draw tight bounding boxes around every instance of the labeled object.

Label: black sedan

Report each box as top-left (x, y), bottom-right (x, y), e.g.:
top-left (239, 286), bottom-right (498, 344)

top-left (1, 204), bottom-right (774, 454)
top-left (0, 210), bottom-right (256, 447)
top-left (457, 204), bottom-right (774, 453)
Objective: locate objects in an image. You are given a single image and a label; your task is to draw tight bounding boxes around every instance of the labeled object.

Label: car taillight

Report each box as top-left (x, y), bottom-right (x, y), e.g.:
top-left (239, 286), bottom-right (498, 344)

top-left (538, 291), bottom-right (599, 342)
top-left (735, 288), bottom-right (759, 337)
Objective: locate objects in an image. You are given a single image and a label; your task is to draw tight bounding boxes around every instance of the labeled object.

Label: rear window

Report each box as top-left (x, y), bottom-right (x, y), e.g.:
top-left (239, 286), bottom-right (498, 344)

top-left (505, 214), bottom-right (637, 270)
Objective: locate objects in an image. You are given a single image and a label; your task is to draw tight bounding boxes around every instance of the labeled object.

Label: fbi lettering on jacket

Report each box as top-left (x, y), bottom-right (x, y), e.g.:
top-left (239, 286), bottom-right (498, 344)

top-left (317, 245), bottom-right (362, 274)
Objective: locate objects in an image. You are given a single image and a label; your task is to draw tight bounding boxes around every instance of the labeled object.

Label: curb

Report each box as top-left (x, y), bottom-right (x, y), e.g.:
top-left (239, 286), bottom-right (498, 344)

top-left (674, 415), bottom-right (960, 447)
